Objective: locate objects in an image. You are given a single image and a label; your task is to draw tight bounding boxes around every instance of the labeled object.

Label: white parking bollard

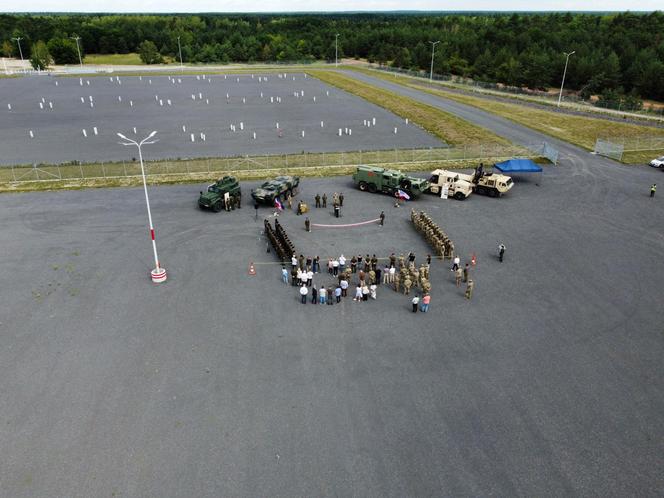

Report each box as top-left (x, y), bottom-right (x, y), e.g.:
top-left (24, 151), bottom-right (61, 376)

top-left (80, 78), bottom-right (83, 86)
top-left (87, 80), bottom-right (90, 85)
top-left (130, 100), bottom-right (133, 107)
top-left (276, 122), bottom-right (279, 128)
top-left (372, 117), bottom-right (376, 125)
top-left (271, 97), bottom-right (274, 103)
top-left (81, 97), bottom-right (85, 103)
top-left (149, 79), bottom-right (152, 84)
top-left (242, 97), bottom-right (245, 103)
top-left (159, 99), bottom-right (163, 106)
top-left (183, 125), bottom-right (186, 132)
top-left (240, 122), bottom-right (244, 130)
top-left (260, 92), bottom-right (263, 98)
top-left (326, 90), bottom-right (329, 96)
top-left (29, 130), bottom-right (34, 138)
top-left (349, 129), bottom-right (352, 136)
top-left (200, 132), bottom-right (205, 140)
top-left (168, 99), bottom-right (172, 106)
top-left (89, 96), bottom-right (93, 102)
top-left (394, 127), bottom-right (398, 134)
top-left (94, 127), bottom-right (98, 135)
top-left (338, 128), bottom-right (342, 136)
top-left (313, 96), bottom-right (316, 102)
top-left (321, 121), bottom-right (324, 127)
top-left (156, 95), bottom-right (159, 101)
top-left (206, 99), bottom-right (209, 104)
top-left (118, 95), bottom-right (122, 102)
top-left (90, 102), bottom-right (94, 108)
top-left (82, 129), bottom-right (87, 137)
top-left (253, 132), bottom-right (256, 139)
top-left (191, 133), bottom-right (195, 142)
top-left (192, 94), bottom-right (195, 100)
top-left (301, 130), bottom-right (305, 138)
top-left (133, 127), bottom-right (137, 134)
top-left (405, 118), bottom-right (409, 124)
top-left (7, 104), bottom-right (11, 110)
top-left (39, 102), bottom-right (43, 109)
top-left (48, 101), bottom-right (53, 109)
top-left (55, 81), bottom-right (58, 86)
top-left (199, 93), bottom-right (202, 99)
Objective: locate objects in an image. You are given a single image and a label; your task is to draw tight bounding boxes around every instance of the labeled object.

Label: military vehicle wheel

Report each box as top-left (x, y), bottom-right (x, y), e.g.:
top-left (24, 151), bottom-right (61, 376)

top-left (213, 201), bottom-right (223, 212)
top-left (476, 187), bottom-right (486, 195)
top-left (359, 181), bottom-right (368, 191)
top-left (488, 189), bottom-right (497, 198)
top-left (368, 183), bottom-right (377, 193)
top-left (454, 192), bottom-right (465, 200)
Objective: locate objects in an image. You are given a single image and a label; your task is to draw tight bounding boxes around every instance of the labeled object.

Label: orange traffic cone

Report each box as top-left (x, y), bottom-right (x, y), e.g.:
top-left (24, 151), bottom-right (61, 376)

top-left (248, 262), bottom-right (256, 275)
top-left (471, 253), bottom-right (477, 266)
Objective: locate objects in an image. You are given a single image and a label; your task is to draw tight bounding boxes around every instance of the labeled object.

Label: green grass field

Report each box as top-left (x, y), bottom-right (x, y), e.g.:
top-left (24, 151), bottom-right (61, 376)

top-left (84, 53), bottom-right (143, 65)
top-left (308, 70), bottom-right (509, 146)
top-left (346, 67), bottom-right (664, 164)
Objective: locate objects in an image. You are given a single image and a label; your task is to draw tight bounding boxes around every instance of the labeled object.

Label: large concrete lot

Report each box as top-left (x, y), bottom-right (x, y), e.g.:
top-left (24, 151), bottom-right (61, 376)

top-left (1, 159), bottom-right (663, 496)
top-left (0, 73), bottom-right (442, 165)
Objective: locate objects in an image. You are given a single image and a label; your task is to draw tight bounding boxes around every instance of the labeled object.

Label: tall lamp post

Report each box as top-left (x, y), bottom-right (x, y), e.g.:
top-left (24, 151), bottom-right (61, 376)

top-left (11, 37), bottom-right (24, 62)
top-left (117, 131), bottom-right (167, 283)
top-left (557, 50), bottom-right (575, 107)
top-left (429, 40), bottom-right (440, 82)
top-left (335, 33), bottom-right (340, 67)
top-left (71, 36), bottom-right (83, 67)
top-left (177, 36), bottom-right (183, 70)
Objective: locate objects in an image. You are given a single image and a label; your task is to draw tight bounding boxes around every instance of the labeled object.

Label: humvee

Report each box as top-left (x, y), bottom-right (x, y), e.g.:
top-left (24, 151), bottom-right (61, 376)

top-left (352, 165), bottom-right (429, 199)
top-left (251, 175), bottom-right (300, 205)
top-left (198, 176), bottom-right (241, 212)
top-left (428, 169), bottom-right (474, 200)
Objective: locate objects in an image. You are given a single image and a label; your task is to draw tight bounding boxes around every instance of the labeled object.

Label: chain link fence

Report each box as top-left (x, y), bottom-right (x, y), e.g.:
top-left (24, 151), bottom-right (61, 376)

top-left (594, 135), bottom-right (664, 161)
top-left (0, 143), bottom-right (543, 185)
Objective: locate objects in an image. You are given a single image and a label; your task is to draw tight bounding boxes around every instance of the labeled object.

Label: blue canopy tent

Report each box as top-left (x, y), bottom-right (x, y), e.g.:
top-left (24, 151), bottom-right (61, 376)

top-left (494, 158), bottom-right (543, 185)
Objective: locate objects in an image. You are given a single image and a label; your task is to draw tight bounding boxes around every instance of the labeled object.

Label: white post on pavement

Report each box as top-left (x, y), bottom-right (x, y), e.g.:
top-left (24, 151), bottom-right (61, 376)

top-left (557, 50), bottom-right (575, 107)
top-left (117, 131), bottom-right (167, 283)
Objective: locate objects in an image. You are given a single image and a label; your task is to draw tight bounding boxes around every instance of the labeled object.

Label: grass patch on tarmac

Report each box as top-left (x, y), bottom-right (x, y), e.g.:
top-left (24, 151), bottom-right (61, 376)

top-left (307, 70), bottom-right (508, 146)
top-left (84, 53), bottom-right (143, 65)
top-left (344, 67), bottom-right (664, 164)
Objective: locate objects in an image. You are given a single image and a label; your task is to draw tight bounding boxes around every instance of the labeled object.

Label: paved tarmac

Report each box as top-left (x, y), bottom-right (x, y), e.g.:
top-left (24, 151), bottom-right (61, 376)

top-left (1, 163), bottom-right (663, 497)
top-left (1, 72), bottom-right (664, 497)
top-left (0, 73), bottom-right (442, 165)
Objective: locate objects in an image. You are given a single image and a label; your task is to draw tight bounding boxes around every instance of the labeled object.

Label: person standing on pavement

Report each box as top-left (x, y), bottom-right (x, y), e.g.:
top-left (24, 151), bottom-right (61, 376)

top-left (455, 267), bottom-right (463, 287)
top-left (332, 258), bottom-right (340, 276)
top-left (463, 263), bottom-right (470, 283)
top-left (465, 279), bottom-right (474, 300)
top-left (340, 278), bottom-right (349, 297)
top-left (307, 269), bottom-right (313, 287)
top-left (452, 255), bottom-right (460, 271)
top-left (420, 294), bottom-right (430, 312)
top-left (379, 211), bottom-right (385, 226)
top-left (327, 286), bottom-right (334, 305)
top-left (362, 284), bottom-right (370, 301)
top-left (411, 294), bottom-right (420, 313)
top-left (305, 217), bottom-right (311, 232)
top-left (322, 193), bottom-right (327, 208)
top-left (315, 194), bottom-right (321, 208)
top-left (300, 284), bottom-right (308, 304)
top-left (370, 283), bottom-right (377, 300)
top-left (313, 256), bottom-right (320, 274)
top-left (281, 265), bottom-right (289, 284)
top-left (498, 244), bottom-right (506, 263)
top-left (311, 286), bottom-right (318, 304)
top-left (339, 193), bottom-right (344, 207)
top-left (335, 285), bottom-right (342, 303)
top-left (319, 286), bottom-right (327, 304)
top-left (651, 184), bottom-right (657, 198)
top-left (339, 254), bottom-right (346, 273)
top-left (354, 284), bottom-right (363, 302)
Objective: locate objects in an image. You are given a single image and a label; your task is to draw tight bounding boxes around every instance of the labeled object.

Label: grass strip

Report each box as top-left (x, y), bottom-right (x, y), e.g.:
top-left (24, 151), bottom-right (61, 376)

top-left (307, 70), bottom-right (509, 146)
top-left (345, 67), bottom-right (664, 164)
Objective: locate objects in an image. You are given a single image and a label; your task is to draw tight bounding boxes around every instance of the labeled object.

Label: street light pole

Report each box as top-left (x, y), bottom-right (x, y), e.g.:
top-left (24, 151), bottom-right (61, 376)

top-left (557, 50), bottom-right (575, 107)
top-left (117, 131), bottom-right (167, 283)
top-left (177, 36), bottom-right (183, 70)
top-left (71, 36), bottom-right (83, 67)
top-left (11, 37), bottom-right (24, 62)
top-left (429, 40), bottom-right (440, 82)
top-left (335, 33), bottom-right (340, 67)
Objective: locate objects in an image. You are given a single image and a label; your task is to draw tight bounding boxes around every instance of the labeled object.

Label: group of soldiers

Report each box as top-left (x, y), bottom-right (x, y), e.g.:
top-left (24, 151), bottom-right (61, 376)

top-left (265, 218), bottom-right (296, 262)
top-left (314, 192), bottom-right (344, 209)
top-left (411, 209), bottom-right (455, 259)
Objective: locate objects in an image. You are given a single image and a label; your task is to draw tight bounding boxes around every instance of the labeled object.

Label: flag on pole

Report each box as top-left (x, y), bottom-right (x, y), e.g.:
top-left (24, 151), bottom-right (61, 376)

top-left (274, 198), bottom-right (283, 211)
top-left (397, 189), bottom-right (411, 200)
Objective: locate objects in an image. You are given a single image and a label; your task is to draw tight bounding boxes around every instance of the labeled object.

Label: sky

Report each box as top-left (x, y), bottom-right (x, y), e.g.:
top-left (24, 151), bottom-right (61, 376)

top-left (1, 1), bottom-right (661, 13)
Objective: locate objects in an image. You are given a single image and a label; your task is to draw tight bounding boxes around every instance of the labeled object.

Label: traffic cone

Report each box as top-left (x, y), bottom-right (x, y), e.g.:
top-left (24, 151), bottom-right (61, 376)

top-left (471, 253), bottom-right (477, 266)
top-left (248, 262), bottom-right (256, 275)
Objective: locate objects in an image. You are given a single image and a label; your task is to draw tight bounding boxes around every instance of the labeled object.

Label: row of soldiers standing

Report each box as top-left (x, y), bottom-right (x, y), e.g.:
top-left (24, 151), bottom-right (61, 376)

top-left (411, 209), bottom-right (455, 259)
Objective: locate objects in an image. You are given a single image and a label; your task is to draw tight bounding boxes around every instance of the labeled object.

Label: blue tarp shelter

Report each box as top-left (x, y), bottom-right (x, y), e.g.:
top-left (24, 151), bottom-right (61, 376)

top-left (494, 158), bottom-right (543, 173)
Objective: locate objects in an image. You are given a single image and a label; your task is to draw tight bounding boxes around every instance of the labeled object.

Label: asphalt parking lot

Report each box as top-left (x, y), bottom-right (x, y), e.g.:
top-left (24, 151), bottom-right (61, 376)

top-left (1, 160), bottom-right (663, 496)
top-left (0, 73), bottom-right (442, 165)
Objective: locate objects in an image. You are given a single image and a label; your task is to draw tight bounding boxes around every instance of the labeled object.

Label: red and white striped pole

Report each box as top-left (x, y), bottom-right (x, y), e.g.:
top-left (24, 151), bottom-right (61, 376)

top-left (118, 131), bottom-right (167, 283)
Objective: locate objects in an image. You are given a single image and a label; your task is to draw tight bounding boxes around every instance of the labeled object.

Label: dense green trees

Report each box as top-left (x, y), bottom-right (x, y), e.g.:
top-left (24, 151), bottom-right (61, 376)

top-left (1, 12), bottom-right (662, 100)
top-left (29, 40), bottom-right (50, 69)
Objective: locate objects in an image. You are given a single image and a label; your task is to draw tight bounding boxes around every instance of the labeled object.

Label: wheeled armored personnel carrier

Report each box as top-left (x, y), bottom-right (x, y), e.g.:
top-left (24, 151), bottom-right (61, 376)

top-left (251, 175), bottom-right (300, 205)
top-left (352, 165), bottom-right (429, 199)
top-left (198, 176), bottom-right (241, 212)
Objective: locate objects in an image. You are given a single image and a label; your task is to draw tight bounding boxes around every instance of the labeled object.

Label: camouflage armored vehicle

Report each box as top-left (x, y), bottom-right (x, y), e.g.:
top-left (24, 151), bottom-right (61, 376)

top-left (352, 165), bottom-right (429, 199)
top-left (251, 175), bottom-right (300, 205)
top-left (198, 176), bottom-right (241, 212)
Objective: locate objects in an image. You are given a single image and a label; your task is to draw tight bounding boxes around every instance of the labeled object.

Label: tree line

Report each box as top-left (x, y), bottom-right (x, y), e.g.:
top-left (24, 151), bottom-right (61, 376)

top-left (1, 12), bottom-right (663, 101)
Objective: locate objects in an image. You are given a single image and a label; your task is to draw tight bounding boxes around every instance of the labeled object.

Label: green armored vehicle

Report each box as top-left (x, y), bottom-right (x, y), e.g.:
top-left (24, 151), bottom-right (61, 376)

top-left (198, 176), bottom-right (241, 212)
top-left (251, 175), bottom-right (300, 205)
top-left (352, 165), bottom-right (429, 199)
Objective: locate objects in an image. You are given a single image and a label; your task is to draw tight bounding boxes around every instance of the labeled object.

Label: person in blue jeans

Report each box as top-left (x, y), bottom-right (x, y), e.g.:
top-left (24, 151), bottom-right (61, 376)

top-left (281, 266), bottom-right (289, 284)
top-left (299, 284), bottom-right (308, 304)
top-left (319, 286), bottom-right (327, 304)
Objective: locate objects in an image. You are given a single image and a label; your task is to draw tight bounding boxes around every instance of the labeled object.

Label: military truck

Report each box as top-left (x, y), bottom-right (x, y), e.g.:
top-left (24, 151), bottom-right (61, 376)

top-left (352, 165), bottom-right (429, 199)
top-left (198, 176), bottom-right (241, 212)
top-left (428, 167), bottom-right (513, 198)
top-left (251, 175), bottom-right (300, 205)
top-left (428, 169), bottom-right (474, 200)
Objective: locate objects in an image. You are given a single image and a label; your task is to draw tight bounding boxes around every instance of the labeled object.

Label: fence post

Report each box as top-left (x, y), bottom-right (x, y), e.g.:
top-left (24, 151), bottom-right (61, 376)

top-left (186, 161), bottom-right (190, 174)
top-left (123, 161), bottom-right (127, 177)
top-left (12, 166), bottom-right (16, 182)
top-left (80, 163), bottom-right (84, 179)
top-left (305, 152), bottom-right (307, 168)
top-left (102, 162), bottom-right (106, 178)
top-left (207, 160), bottom-right (210, 173)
